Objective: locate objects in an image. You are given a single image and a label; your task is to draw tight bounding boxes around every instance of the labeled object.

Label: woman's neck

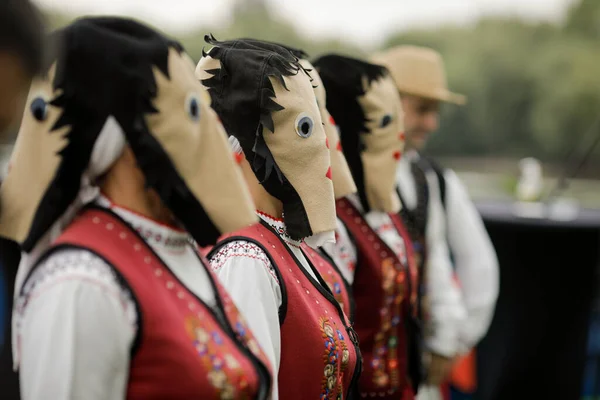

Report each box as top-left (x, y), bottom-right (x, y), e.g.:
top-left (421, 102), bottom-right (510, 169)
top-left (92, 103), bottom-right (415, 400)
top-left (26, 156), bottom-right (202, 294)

top-left (101, 180), bottom-right (175, 226)
top-left (254, 193), bottom-right (284, 219)
top-left (99, 147), bottom-right (176, 226)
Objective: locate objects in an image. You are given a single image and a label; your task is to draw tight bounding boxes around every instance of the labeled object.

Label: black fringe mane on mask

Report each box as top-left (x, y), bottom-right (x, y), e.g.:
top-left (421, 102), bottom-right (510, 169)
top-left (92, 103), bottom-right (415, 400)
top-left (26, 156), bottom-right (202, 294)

top-left (201, 35), bottom-right (312, 185)
top-left (22, 17), bottom-right (223, 250)
top-left (200, 35), bottom-right (316, 240)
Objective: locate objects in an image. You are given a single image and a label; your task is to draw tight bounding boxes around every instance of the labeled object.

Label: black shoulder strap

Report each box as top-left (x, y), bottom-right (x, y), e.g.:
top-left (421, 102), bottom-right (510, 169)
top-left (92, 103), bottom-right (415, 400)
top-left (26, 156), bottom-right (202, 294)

top-left (398, 161), bottom-right (430, 242)
top-left (418, 156), bottom-right (447, 210)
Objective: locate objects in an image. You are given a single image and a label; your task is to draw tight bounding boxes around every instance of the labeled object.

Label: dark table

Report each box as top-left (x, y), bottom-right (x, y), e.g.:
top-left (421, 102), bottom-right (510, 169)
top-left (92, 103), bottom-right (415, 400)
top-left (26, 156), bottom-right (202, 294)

top-left (475, 200), bottom-right (600, 400)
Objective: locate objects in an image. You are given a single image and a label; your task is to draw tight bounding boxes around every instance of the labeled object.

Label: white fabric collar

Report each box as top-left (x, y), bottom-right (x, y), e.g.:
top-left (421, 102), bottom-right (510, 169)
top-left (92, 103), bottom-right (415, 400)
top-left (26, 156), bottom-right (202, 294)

top-left (256, 210), bottom-right (335, 249)
top-left (405, 149), bottom-right (420, 162)
top-left (97, 195), bottom-right (190, 253)
top-left (257, 210), bottom-right (302, 248)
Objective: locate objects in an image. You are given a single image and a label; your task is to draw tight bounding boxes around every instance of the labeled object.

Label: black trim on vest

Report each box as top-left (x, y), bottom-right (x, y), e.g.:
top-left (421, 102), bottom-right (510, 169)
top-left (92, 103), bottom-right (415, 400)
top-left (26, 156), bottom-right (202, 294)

top-left (258, 219), bottom-right (338, 308)
top-left (208, 235), bottom-right (289, 326)
top-left (343, 199), bottom-right (425, 393)
top-left (88, 205), bottom-right (272, 399)
top-left (20, 241), bottom-right (144, 358)
top-left (257, 219), bottom-right (363, 400)
top-left (317, 246), bottom-right (356, 324)
top-left (188, 250), bottom-right (272, 400)
top-left (419, 155), bottom-right (447, 210)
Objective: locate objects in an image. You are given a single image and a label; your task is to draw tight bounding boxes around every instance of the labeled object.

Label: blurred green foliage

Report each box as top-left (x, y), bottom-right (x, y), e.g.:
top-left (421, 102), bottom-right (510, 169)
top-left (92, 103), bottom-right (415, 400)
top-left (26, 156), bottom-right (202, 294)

top-left (385, 11), bottom-right (600, 164)
top-left (42, 0), bottom-right (600, 166)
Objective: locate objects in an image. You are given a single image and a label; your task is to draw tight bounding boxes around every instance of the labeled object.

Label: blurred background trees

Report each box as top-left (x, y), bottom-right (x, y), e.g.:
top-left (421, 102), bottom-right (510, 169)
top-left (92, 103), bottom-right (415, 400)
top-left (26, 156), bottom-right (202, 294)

top-left (41, 0), bottom-right (600, 176)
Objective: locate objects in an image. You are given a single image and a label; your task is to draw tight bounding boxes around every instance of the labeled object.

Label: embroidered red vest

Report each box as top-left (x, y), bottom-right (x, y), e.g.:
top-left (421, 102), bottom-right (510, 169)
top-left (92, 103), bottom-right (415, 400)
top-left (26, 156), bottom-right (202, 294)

top-left (50, 207), bottom-right (271, 400)
top-left (388, 213), bottom-right (419, 314)
top-left (336, 198), bottom-right (414, 400)
top-left (301, 243), bottom-right (353, 320)
top-left (215, 220), bottom-right (361, 400)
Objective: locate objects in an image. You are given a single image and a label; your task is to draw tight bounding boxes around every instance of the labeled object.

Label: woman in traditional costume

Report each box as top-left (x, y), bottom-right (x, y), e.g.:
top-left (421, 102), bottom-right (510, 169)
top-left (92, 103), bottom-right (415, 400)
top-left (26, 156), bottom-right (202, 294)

top-left (196, 37), bottom-right (361, 400)
top-left (314, 54), bottom-right (421, 400)
top-left (1, 18), bottom-right (272, 400)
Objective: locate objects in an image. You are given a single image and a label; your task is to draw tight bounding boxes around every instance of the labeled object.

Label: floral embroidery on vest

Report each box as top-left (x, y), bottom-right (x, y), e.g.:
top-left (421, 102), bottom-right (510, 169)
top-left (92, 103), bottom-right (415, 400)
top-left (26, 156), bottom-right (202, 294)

top-left (320, 317), bottom-right (350, 400)
top-left (371, 257), bottom-right (406, 390)
top-left (321, 270), bottom-right (345, 312)
top-left (184, 315), bottom-right (252, 399)
top-left (228, 308), bottom-right (267, 368)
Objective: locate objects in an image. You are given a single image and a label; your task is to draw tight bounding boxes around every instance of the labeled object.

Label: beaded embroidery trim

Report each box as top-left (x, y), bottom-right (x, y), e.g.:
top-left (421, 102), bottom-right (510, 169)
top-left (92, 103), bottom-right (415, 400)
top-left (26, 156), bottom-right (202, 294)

top-left (209, 241), bottom-right (280, 285)
top-left (320, 316), bottom-right (350, 400)
top-left (337, 199), bottom-right (408, 397)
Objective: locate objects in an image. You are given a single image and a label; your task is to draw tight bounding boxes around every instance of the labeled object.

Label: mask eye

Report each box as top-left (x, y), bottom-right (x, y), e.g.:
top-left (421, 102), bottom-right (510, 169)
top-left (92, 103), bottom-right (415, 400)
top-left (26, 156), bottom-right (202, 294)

top-left (380, 114), bottom-right (392, 128)
top-left (295, 113), bottom-right (314, 138)
top-left (30, 97), bottom-right (48, 122)
top-left (185, 93), bottom-right (201, 122)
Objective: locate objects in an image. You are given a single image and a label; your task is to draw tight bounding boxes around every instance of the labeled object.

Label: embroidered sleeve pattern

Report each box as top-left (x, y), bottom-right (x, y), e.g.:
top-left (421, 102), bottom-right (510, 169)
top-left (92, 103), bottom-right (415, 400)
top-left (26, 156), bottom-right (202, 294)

top-left (210, 241), bottom-right (279, 285)
top-left (15, 249), bottom-right (138, 332)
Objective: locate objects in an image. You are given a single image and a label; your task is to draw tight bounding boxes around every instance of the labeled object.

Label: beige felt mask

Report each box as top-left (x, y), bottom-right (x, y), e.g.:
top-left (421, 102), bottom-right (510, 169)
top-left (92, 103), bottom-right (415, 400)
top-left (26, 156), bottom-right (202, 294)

top-left (300, 59), bottom-right (356, 200)
top-left (197, 53), bottom-right (337, 240)
top-left (0, 50), bottom-right (257, 249)
top-left (0, 65), bottom-right (67, 246)
top-left (144, 49), bottom-right (257, 240)
top-left (261, 70), bottom-right (336, 238)
top-left (358, 74), bottom-right (405, 213)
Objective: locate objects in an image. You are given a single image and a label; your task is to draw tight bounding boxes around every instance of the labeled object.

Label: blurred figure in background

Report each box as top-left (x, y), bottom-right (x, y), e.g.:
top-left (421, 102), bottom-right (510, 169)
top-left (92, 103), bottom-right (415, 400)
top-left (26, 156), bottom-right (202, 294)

top-left (0, 0), bottom-right (44, 141)
top-left (373, 46), bottom-right (499, 400)
top-left (0, 1), bottom-right (44, 397)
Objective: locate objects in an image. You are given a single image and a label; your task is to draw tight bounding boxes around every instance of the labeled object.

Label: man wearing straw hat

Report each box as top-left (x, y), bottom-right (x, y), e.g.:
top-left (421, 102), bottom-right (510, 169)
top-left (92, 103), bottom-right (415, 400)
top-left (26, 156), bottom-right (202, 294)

top-left (372, 46), bottom-right (499, 400)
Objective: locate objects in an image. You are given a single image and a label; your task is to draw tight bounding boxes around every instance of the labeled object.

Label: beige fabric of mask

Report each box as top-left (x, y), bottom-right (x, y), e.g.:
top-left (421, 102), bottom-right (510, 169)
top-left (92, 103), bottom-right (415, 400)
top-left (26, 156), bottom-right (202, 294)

top-left (300, 59), bottom-right (356, 200)
top-left (0, 65), bottom-right (68, 243)
top-left (0, 50), bottom-right (257, 247)
top-left (195, 54), bottom-right (219, 85)
top-left (197, 54), bottom-right (337, 239)
top-left (146, 49), bottom-right (257, 235)
top-left (358, 75), bottom-right (404, 213)
top-left (262, 71), bottom-right (336, 237)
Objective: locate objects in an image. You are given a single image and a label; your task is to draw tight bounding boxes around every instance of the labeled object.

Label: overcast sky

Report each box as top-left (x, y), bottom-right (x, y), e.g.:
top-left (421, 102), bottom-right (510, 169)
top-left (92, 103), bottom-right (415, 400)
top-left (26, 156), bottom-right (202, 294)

top-left (33, 0), bottom-right (577, 46)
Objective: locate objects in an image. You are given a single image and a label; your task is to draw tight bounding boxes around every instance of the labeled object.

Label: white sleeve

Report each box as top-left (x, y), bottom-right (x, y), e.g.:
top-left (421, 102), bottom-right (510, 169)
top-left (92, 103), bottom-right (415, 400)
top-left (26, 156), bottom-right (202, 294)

top-left (445, 170), bottom-right (499, 353)
top-left (210, 241), bottom-right (281, 400)
top-left (321, 218), bottom-right (357, 284)
top-left (15, 249), bottom-right (137, 400)
top-left (423, 172), bottom-right (467, 358)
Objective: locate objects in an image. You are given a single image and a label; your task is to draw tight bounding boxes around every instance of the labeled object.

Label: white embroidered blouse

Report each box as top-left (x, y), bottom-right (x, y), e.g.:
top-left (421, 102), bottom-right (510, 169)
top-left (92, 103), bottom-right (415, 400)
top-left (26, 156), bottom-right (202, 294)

top-left (209, 211), bottom-right (323, 400)
top-left (14, 197), bottom-right (216, 400)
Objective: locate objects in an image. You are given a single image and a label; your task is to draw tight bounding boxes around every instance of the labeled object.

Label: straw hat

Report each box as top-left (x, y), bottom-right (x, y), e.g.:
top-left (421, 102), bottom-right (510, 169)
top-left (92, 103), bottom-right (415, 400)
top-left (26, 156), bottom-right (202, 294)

top-left (371, 45), bottom-right (466, 105)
